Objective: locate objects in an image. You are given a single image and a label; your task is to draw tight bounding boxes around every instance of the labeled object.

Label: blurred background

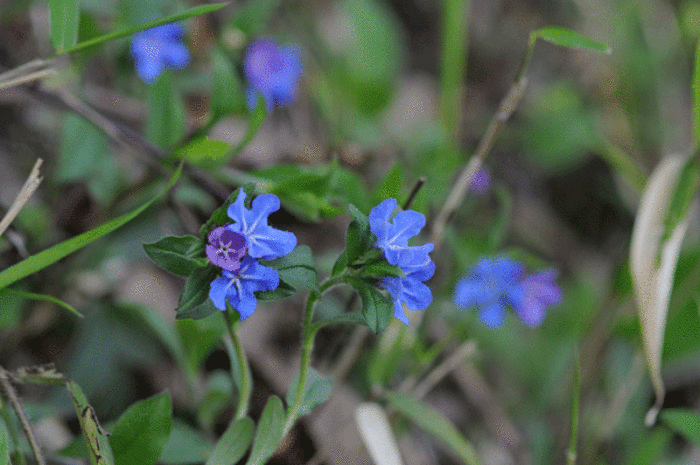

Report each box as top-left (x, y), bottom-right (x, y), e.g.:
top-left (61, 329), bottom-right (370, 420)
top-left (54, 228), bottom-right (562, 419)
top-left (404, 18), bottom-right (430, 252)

top-left (1, 0), bottom-right (700, 464)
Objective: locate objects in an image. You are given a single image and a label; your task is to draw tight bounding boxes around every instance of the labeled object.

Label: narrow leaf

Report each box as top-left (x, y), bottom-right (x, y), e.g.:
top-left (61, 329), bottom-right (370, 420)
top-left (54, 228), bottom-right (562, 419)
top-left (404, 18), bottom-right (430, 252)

top-left (227, 95), bottom-right (266, 159)
top-left (175, 136), bottom-right (231, 168)
top-left (211, 46), bottom-right (244, 120)
top-left (143, 235), bottom-right (204, 277)
top-left (663, 157), bottom-right (700, 243)
top-left (109, 392), bottom-right (172, 465)
top-left (147, 72), bottom-right (185, 148)
top-left (67, 380), bottom-right (114, 465)
top-left (0, 425), bottom-right (9, 465)
top-left (245, 395), bottom-right (285, 465)
top-left (630, 155), bottom-right (694, 425)
top-left (693, 39), bottom-right (700, 146)
top-left (56, 3), bottom-right (227, 55)
top-left (176, 266), bottom-right (220, 317)
top-left (385, 391), bottom-right (480, 465)
top-left (346, 204), bottom-right (373, 264)
top-left (348, 277), bottom-right (392, 333)
top-left (661, 409), bottom-right (700, 446)
top-left (206, 417), bottom-right (254, 465)
top-left (0, 164), bottom-right (182, 291)
top-left (354, 403), bottom-right (404, 465)
top-left (532, 26), bottom-right (611, 53)
top-left (49, 0), bottom-right (80, 52)
top-left (0, 288), bottom-right (84, 318)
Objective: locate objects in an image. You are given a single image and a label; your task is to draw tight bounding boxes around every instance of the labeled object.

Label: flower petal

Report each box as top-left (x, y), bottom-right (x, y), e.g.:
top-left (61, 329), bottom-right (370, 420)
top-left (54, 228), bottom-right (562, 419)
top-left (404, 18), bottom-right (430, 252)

top-left (209, 275), bottom-right (232, 311)
top-left (479, 301), bottom-right (505, 327)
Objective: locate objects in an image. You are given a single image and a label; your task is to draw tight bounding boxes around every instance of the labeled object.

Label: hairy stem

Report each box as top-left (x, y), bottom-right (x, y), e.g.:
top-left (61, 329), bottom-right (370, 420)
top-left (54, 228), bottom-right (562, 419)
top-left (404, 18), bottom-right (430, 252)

top-left (0, 367), bottom-right (44, 465)
top-left (223, 309), bottom-right (252, 421)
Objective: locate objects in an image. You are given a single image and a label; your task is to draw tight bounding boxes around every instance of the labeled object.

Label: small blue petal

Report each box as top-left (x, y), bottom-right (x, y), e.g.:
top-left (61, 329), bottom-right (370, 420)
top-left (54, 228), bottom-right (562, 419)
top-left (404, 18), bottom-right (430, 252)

top-left (479, 301), bottom-right (505, 327)
top-left (130, 22), bottom-right (189, 83)
top-left (244, 39), bottom-right (302, 110)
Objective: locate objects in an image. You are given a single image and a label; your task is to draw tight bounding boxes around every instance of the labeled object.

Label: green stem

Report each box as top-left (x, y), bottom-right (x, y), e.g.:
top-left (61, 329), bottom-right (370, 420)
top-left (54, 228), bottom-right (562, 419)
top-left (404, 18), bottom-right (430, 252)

top-left (566, 351), bottom-right (581, 465)
top-left (282, 275), bottom-right (346, 436)
top-left (223, 309), bottom-right (252, 421)
top-left (0, 397), bottom-right (25, 465)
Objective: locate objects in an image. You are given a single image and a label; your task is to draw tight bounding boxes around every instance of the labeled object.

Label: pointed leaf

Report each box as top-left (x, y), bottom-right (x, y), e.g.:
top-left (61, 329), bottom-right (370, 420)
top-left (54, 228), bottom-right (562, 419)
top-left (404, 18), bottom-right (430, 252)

top-left (205, 417), bottom-right (254, 465)
top-left (175, 136), bottom-right (231, 168)
top-left (109, 392), bottom-right (172, 465)
top-left (67, 380), bottom-right (114, 465)
top-left (176, 266), bottom-right (221, 318)
top-left (346, 204), bottom-right (373, 264)
top-left (147, 72), bottom-right (185, 148)
top-left (354, 403), bottom-right (404, 465)
top-left (532, 26), bottom-right (611, 53)
top-left (49, 0), bottom-right (80, 52)
top-left (630, 155), bottom-right (694, 425)
top-left (348, 277), bottom-right (392, 333)
top-left (211, 46), bottom-right (244, 120)
top-left (245, 396), bottom-right (285, 465)
top-left (144, 235), bottom-right (204, 277)
top-left (285, 368), bottom-right (333, 418)
top-left (385, 391), bottom-right (480, 465)
top-left (56, 4), bottom-right (228, 55)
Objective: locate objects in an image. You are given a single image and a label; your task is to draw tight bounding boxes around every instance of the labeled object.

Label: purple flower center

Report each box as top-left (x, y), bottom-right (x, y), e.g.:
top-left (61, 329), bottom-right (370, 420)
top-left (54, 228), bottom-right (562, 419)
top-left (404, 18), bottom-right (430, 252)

top-left (206, 227), bottom-right (247, 272)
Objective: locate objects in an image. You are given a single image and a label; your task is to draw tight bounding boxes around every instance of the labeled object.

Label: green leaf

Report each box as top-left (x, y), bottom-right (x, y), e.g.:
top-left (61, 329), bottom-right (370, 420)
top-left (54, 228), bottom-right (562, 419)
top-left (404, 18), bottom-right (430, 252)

top-left (109, 392), bottom-right (172, 465)
top-left (67, 380), bottom-right (115, 465)
top-left (205, 417), bottom-right (254, 465)
top-left (662, 156), bottom-right (700, 243)
top-left (245, 396), bottom-right (285, 465)
top-left (143, 235), bottom-right (205, 277)
top-left (0, 288), bottom-right (84, 318)
top-left (176, 266), bottom-right (221, 318)
top-left (285, 368), bottom-right (333, 418)
top-left (159, 419), bottom-right (211, 464)
top-left (347, 277), bottom-right (392, 333)
top-left (623, 428), bottom-right (672, 465)
top-left (49, 0), bottom-right (80, 52)
top-left (373, 163), bottom-right (404, 206)
top-left (0, 424), bottom-right (9, 465)
top-left (532, 26), bottom-right (611, 53)
top-left (148, 72), bottom-right (185, 148)
top-left (257, 246), bottom-right (319, 300)
top-left (346, 204), bottom-right (373, 264)
top-left (55, 3), bottom-right (228, 55)
top-left (331, 249), bottom-right (348, 277)
top-left (58, 113), bottom-right (108, 182)
top-left (175, 136), bottom-right (231, 168)
top-left (359, 262), bottom-right (405, 279)
top-left (230, 0), bottom-right (281, 37)
top-left (661, 409), bottom-right (700, 446)
top-left (384, 391), bottom-right (480, 465)
top-left (693, 39), bottom-right (700, 147)
top-left (0, 164), bottom-right (182, 291)
top-left (211, 46), bottom-right (244, 121)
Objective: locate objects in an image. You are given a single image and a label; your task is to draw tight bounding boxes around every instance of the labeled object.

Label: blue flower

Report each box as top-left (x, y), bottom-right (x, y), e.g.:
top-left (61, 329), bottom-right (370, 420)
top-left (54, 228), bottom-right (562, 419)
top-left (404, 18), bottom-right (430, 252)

top-left (453, 256), bottom-right (525, 327)
top-left (380, 260), bottom-right (435, 325)
top-left (369, 198), bottom-right (432, 269)
top-left (226, 188), bottom-right (297, 260)
top-left (206, 227), bottom-right (247, 272)
top-left (244, 39), bottom-right (302, 111)
top-left (515, 270), bottom-right (562, 327)
top-left (130, 22), bottom-right (189, 83)
top-left (209, 257), bottom-right (279, 320)
top-left (470, 167), bottom-right (491, 194)
top-left (369, 198), bottom-right (435, 324)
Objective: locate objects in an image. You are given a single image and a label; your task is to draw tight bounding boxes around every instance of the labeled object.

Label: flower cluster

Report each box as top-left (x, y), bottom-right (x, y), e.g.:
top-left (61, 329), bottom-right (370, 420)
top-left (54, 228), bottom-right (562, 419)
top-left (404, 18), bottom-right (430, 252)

top-left (244, 39), bottom-right (303, 111)
top-left (207, 189), bottom-right (297, 320)
top-left (369, 199), bottom-right (435, 325)
top-left (453, 256), bottom-right (561, 327)
top-left (130, 23), bottom-right (190, 83)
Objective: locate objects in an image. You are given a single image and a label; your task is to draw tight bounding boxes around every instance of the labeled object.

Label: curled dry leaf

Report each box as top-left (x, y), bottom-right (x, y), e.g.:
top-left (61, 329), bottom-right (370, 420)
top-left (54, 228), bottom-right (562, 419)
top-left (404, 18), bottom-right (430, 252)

top-left (630, 155), bottom-right (695, 426)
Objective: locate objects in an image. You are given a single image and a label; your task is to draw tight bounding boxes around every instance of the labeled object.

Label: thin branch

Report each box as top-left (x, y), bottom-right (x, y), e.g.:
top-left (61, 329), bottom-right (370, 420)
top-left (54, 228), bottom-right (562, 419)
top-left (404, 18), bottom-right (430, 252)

top-left (0, 366), bottom-right (46, 465)
top-left (0, 59), bottom-right (56, 91)
top-left (0, 159), bottom-right (43, 238)
top-left (430, 77), bottom-right (528, 249)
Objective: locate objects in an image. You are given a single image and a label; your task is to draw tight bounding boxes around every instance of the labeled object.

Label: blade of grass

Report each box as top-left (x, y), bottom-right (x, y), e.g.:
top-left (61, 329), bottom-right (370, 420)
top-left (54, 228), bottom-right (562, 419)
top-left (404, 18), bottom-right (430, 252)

top-left (439, 0), bottom-right (470, 144)
top-left (0, 164), bottom-right (182, 290)
top-left (0, 289), bottom-right (83, 318)
top-left (55, 3), bottom-right (227, 56)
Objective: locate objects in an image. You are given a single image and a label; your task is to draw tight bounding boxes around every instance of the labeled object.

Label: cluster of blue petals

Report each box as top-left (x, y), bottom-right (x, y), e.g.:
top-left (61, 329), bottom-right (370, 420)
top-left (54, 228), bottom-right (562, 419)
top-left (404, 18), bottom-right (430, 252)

top-left (130, 23), bottom-right (189, 83)
top-left (453, 256), bottom-right (561, 327)
top-left (244, 39), bottom-right (302, 111)
top-left (208, 189), bottom-right (297, 320)
top-left (369, 198), bottom-right (434, 325)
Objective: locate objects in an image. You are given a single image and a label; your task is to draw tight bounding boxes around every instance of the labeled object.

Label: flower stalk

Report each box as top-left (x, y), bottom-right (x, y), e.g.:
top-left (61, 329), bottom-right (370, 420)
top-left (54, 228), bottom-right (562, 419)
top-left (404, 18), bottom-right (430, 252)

top-left (223, 308), bottom-right (252, 421)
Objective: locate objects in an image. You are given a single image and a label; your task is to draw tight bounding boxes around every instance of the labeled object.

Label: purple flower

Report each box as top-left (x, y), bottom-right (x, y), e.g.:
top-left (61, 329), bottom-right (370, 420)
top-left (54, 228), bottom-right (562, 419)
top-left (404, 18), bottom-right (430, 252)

top-left (244, 39), bottom-right (302, 111)
top-left (470, 167), bottom-right (491, 194)
top-left (226, 188), bottom-right (297, 260)
top-left (369, 198), bottom-right (435, 324)
top-left (454, 256), bottom-right (561, 327)
top-left (209, 257), bottom-right (279, 320)
top-left (516, 270), bottom-right (562, 327)
top-left (130, 23), bottom-right (189, 83)
top-left (453, 256), bottom-right (525, 327)
top-left (206, 227), bottom-right (247, 272)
